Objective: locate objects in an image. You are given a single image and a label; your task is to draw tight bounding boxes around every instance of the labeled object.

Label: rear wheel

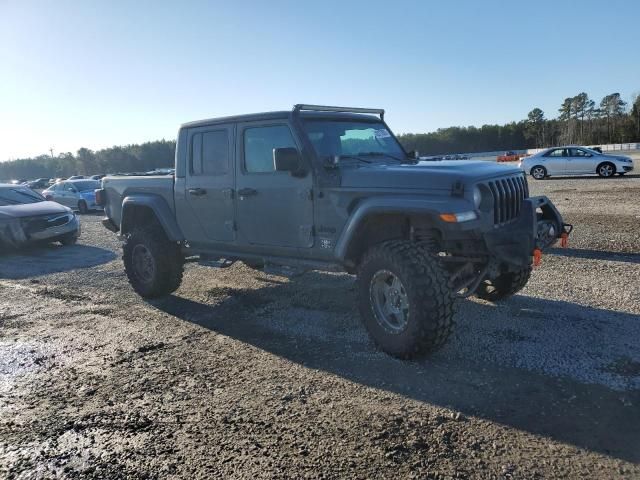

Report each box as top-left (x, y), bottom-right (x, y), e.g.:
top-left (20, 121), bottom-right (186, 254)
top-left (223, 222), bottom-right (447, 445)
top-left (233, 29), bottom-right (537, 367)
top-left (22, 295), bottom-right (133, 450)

top-left (475, 267), bottom-right (532, 302)
top-left (530, 166), bottom-right (547, 180)
top-left (357, 240), bottom-right (456, 359)
top-left (123, 227), bottom-right (184, 298)
top-left (597, 162), bottom-right (615, 178)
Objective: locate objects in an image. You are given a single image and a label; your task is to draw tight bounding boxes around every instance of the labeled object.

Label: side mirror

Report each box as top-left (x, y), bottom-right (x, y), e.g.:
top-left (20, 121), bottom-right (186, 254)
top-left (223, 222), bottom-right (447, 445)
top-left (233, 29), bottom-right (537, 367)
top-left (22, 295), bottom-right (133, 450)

top-left (273, 147), bottom-right (301, 173)
top-left (407, 150), bottom-right (420, 159)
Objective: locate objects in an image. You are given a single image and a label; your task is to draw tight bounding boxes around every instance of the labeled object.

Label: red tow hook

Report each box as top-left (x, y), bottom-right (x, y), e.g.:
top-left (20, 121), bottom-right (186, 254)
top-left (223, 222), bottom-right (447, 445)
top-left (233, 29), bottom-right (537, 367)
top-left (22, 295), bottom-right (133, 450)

top-left (560, 232), bottom-right (569, 248)
top-left (533, 248), bottom-right (542, 267)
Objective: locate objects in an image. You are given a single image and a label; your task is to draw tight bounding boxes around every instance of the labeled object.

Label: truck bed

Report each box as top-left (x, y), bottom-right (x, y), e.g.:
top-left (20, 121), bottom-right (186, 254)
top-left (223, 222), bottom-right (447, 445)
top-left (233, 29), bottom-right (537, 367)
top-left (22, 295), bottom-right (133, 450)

top-left (102, 175), bottom-right (175, 230)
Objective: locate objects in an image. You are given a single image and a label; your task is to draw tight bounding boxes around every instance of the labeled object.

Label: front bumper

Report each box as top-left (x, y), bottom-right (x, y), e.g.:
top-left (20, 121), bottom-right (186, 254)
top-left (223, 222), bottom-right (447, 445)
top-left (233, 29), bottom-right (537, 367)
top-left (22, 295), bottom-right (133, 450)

top-left (0, 214), bottom-right (80, 248)
top-left (483, 196), bottom-right (569, 268)
top-left (438, 195), bottom-right (570, 270)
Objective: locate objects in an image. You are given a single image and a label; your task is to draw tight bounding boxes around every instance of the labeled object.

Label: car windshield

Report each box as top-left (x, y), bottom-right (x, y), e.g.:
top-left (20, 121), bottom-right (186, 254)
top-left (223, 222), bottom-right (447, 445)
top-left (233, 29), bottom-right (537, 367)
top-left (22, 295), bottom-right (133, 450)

top-left (302, 120), bottom-right (407, 163)
top-left (72, 181), bottom-right (99, 192)
top-left (0, 187), bottom-right (45, 206)
top-left (581, 147), bottom-right (602, 155)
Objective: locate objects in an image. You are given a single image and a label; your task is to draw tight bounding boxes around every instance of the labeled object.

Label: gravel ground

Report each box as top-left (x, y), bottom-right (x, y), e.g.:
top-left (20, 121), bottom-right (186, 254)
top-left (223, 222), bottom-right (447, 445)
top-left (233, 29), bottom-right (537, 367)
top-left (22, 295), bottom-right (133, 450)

top-left (1, 172), bottom-right (640, 479)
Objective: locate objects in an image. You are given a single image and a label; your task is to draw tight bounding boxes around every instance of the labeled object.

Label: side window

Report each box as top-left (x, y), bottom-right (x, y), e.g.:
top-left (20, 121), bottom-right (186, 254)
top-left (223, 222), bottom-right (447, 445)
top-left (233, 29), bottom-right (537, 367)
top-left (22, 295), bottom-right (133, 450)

top-left (190, 130), bottom-right (229, 176)
top-left (546, 149), bottom-right (566, 157)
top-left (570, 148), bottom-right (587, 157)
top-left (244, 125), bottom-right (296, 173)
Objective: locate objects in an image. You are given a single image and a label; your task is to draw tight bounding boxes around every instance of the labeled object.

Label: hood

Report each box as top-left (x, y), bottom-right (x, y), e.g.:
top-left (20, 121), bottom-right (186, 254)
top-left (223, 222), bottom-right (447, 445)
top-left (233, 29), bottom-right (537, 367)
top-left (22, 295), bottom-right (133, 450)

top-left (0, 201), bottom-right (72, 220)
top-left (81, 190), bottom-right (96, 198)
top-left (339, 160), bottom-right (522, 189)
top-left (602, 154), bottom-right (631, 161)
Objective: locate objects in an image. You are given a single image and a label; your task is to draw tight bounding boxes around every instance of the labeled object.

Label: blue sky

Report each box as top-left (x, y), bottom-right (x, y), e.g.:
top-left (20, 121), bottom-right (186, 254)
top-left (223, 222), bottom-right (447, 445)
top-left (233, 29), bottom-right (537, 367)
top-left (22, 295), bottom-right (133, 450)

top-left (1, 0), bottom-right (638, 160)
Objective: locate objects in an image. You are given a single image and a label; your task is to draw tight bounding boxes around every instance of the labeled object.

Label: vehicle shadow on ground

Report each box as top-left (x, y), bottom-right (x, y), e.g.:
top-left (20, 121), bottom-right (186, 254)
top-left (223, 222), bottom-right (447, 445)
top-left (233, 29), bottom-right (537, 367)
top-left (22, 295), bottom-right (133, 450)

top-left (548, 247), bottom-right (640, 264)
top-left (150, 274), bottom-right (640, 463)
top-left (542, 174), bottom-right (640, 181)
top-left (0, 244), bottom-right (116, 280)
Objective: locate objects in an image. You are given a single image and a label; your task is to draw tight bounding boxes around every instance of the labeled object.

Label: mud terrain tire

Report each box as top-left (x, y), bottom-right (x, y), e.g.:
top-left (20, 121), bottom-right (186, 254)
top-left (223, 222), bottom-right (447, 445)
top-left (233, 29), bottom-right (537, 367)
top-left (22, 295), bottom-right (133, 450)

top-left (475, 267), bottom-right (532, 302)
top-left (357, 240), bottom-right (456, 359)
top-left (123, 227), bottom-right (184, 298)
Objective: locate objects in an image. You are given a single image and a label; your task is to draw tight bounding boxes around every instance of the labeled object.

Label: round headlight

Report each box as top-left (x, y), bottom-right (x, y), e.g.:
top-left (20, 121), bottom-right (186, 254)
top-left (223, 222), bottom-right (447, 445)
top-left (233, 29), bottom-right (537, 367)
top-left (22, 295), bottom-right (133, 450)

top-left (473, 186), bottom-right (482, 208)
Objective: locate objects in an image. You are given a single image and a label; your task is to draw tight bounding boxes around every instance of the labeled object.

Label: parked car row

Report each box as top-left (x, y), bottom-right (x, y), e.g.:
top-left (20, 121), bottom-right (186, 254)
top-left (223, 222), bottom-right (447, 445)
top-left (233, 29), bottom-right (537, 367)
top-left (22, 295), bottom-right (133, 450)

top-left (1, 174), bottom-right (107, 190)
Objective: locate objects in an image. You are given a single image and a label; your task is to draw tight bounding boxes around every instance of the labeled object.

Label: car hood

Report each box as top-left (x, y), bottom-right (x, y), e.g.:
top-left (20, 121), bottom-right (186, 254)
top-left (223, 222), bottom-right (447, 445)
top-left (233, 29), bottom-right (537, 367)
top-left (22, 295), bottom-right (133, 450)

top-left (339, 160), bottom-right (522, 189)
top-left (0, 201), bottom-right (72, 220)
top-left (602, 154), bottom-right (631, 161)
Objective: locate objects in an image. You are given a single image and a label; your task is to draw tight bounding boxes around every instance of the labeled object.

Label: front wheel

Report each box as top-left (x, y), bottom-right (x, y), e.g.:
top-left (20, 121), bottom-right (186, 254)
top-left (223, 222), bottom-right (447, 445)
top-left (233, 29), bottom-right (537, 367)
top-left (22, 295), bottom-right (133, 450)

top-left (357, 241), bottom-right (456, 359)
top-left (123, 227), bottom-right (184, 298)
top-left (475, 267), bottom-right (532, 302)
top-left (597, 162), bottom-right (615, 178)
top-left (78, 200), bottom-right (88, 214)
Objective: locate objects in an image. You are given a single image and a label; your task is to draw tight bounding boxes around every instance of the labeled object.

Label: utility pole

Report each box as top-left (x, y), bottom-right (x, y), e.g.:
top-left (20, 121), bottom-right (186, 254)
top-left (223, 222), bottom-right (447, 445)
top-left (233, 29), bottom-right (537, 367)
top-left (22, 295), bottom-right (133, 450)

top-left (49, 148), bottom-right (55, 159)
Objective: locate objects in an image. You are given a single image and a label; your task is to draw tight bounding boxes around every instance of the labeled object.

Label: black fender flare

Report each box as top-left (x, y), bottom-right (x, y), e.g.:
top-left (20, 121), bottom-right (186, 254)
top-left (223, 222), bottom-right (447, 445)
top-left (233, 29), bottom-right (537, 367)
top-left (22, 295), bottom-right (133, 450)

top-left (333, 195), bottom-right (474, 263)
top-left (121, 194), bottom-right (184, 242)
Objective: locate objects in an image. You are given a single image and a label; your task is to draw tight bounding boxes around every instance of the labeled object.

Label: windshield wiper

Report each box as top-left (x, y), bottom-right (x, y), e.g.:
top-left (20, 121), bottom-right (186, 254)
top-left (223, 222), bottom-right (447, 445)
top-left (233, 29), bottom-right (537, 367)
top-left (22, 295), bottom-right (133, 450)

top-left (357, 151), bottom-right (416, 164)
top-left (334, 155), bottom-right (373, 164)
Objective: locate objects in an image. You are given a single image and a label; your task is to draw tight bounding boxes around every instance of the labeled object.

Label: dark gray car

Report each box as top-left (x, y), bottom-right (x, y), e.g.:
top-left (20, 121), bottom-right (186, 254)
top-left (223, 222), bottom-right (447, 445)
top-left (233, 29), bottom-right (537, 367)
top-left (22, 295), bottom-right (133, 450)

top-left (0, 184), bottom-right (80, 248)
top-left (98, 105), bottom-right (571, 359)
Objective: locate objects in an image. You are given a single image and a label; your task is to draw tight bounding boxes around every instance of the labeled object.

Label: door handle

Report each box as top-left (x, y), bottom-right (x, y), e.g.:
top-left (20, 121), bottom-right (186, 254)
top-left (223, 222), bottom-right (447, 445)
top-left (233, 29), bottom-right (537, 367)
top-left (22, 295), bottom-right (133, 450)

top-left (188, 188), bottom-right (207, 196)
top-left (238, 188), bottom-right (258, 197)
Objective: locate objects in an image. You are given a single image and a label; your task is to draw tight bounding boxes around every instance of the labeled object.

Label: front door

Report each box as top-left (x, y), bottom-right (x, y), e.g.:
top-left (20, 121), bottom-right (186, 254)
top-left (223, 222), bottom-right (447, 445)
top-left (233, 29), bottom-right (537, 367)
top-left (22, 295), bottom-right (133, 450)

top-left (235, 122), bottom-right (313, 248)
top-left (56, 182), bottom-right (77, 207)
top-left (183, 123), bottom-right (236, 244)
top-left (567, 147), bottom-right (595, 174)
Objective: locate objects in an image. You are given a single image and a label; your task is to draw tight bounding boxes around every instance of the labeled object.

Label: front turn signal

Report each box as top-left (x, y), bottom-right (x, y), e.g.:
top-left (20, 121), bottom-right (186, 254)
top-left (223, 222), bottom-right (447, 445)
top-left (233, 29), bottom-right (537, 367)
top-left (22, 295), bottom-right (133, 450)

top-left (439, 211), bottom-right (477, 223)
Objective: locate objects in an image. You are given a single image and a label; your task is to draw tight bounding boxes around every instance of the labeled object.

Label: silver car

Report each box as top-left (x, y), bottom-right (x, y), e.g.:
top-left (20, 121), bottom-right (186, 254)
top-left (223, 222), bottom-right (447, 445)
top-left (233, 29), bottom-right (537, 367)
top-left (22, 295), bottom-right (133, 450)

top-left (518, 147), bottom-right (634, 179)
top-left (42, 180), bottom-right (102, 213)
top-left (0, 184), bottom-right (80, 248)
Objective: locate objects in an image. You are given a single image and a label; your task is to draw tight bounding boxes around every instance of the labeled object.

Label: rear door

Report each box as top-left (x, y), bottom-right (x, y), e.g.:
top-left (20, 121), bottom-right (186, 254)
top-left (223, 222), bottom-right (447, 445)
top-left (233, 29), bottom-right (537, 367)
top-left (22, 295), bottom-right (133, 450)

top-left (235, 122), bottom-right (313, 249)
top-left (541, 148), bottom-right (568, 174)
top-left (182, 123), bottom-right (236, 244)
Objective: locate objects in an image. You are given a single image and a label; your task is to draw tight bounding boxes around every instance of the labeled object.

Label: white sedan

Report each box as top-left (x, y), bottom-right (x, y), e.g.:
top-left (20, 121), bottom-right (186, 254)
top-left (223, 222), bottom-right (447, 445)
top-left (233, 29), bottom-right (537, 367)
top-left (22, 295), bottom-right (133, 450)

top-left (518, 147), bottom-right (634, 179)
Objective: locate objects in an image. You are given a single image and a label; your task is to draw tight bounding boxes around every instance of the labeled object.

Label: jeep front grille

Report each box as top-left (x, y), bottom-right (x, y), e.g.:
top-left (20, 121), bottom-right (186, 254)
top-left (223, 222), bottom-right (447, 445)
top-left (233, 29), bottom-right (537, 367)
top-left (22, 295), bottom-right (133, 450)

top-left (486, 175), bottom-right (529, 225)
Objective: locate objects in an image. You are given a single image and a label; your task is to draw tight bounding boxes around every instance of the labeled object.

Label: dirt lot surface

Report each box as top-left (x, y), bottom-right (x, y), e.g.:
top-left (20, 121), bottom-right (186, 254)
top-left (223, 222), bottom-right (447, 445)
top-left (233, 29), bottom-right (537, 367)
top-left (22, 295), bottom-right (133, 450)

top-left (1, 172), bottom-right (640, 479)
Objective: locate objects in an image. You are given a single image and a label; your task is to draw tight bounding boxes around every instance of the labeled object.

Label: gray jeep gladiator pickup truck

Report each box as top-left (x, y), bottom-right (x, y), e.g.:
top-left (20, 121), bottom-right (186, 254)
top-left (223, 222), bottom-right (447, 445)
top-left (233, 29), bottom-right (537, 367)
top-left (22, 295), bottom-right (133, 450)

top-left (97, 104), bottom-right (571, 358)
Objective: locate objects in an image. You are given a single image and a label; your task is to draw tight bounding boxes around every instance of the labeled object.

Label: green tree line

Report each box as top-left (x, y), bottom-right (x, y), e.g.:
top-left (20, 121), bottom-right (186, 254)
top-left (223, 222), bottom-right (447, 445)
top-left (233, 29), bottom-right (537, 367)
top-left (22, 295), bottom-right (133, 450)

top-left (0, 140), bottom-right (175, 181)
top-left (399, 92), bottom-right (640, 155)
top-left (1, 91), bottom-right (639, 180)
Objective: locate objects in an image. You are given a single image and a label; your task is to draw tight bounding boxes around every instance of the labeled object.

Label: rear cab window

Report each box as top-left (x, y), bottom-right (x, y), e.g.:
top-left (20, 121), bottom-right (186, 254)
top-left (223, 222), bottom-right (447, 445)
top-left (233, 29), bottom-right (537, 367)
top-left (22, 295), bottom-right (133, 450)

top-left (190, 129), bottom-right (229, 176)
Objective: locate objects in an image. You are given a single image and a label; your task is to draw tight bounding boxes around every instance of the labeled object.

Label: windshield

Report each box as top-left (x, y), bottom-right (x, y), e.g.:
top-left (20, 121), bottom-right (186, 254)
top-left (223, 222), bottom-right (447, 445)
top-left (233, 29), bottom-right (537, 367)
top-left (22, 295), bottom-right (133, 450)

top-left (0, 187), bottom-right (45, 206)
top-left (72, 181), bottom-right (100, 192)
top-left (302, 120), bottom-right (406, 162)
top-left (581, 147), bottom-right (602, 156)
